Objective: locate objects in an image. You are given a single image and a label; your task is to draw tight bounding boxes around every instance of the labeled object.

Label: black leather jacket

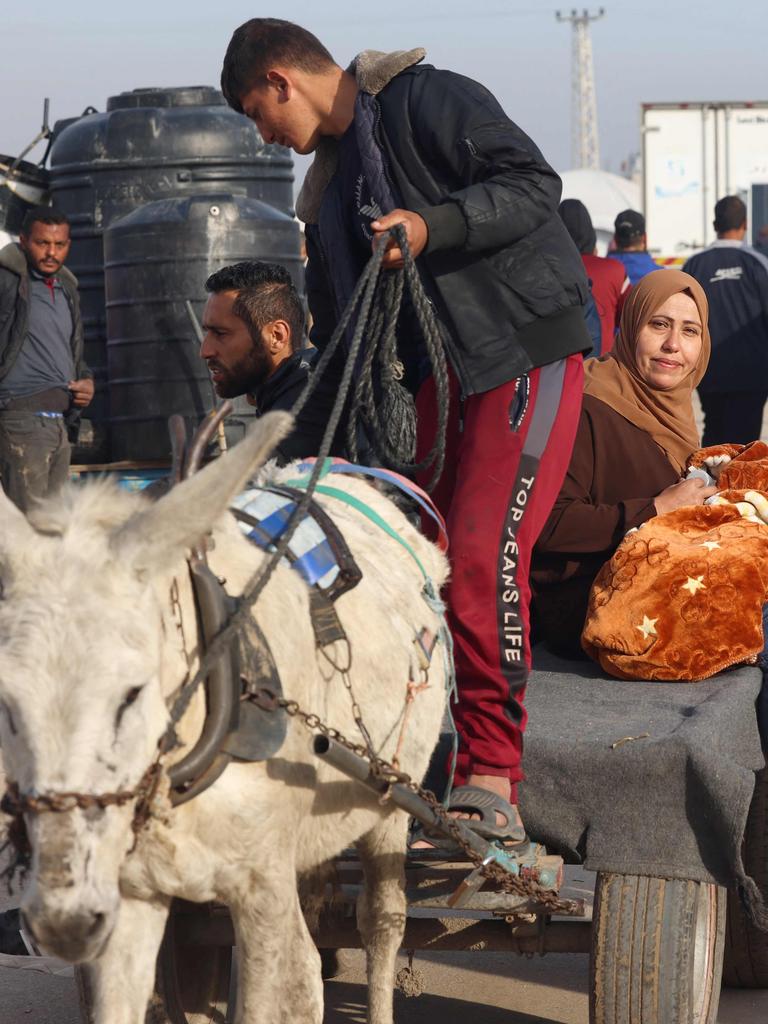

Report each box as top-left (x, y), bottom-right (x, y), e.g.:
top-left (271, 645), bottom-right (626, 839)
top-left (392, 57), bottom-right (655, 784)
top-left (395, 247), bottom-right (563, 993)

top-left (305, 62), bottom-right (591, 397)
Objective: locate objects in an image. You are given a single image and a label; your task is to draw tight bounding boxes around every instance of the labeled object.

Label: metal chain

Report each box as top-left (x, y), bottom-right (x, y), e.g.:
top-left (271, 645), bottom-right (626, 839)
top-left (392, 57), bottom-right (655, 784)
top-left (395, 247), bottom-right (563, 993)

top-left (277, 695), bottom-right (580, 916)
top-left (2, 786), bottom-right (137, 815)
top-left (0, 762), bottom-right (164, 889)
top-left (1, 762), bottom-right (163, 834)
top-left (318, 641), bottom-right (377, 761)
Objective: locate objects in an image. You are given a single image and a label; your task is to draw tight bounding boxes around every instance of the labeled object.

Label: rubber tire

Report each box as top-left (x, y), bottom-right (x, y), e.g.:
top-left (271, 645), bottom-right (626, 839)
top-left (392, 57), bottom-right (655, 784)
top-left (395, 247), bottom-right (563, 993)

top-left (153, 913), bottom-right (233, 1024)
top-left (75, 965), bottom-right (95, 1024)
top-left (75, 920), bottom-right (233, 1024)
top-left (723, 767), bottom-right (768, 987)
top-left (590, 872), bottom-right (726, 1024)
top-left (320, 948), bottom-right (342, 980)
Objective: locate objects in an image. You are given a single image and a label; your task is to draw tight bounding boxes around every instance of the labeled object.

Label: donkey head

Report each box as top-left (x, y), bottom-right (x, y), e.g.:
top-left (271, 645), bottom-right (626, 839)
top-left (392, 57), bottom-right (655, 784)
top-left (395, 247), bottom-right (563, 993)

top-left (0, 412), bottom-right (291, 961)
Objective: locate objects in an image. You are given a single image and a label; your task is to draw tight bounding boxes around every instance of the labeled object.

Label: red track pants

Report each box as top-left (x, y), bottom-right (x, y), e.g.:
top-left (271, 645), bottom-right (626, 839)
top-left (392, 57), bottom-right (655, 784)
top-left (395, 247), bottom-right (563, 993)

top-left (416, 355), bottom-right (584, 801)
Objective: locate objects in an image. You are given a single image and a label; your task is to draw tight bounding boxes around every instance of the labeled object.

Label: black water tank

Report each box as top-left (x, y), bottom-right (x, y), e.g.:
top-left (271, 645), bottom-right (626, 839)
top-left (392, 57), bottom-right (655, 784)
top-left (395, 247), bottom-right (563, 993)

top-left (48, 86), bottom-right (295, 460)
top-left (104, 192), bottom-right (302, 461)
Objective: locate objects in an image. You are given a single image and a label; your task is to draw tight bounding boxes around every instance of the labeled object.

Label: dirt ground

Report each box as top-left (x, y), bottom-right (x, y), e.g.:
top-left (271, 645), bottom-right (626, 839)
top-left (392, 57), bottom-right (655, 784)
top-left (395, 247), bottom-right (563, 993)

top-left (2, 942), bottom-right (767, 1022)
top-left (3, 874), bottom-right (767, 1023)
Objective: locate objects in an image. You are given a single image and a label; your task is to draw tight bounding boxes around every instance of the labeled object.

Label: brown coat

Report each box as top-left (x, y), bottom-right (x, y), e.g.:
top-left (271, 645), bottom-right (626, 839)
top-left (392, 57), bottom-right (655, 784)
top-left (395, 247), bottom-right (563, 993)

top-left (531, 394), bottom-right (680, 656)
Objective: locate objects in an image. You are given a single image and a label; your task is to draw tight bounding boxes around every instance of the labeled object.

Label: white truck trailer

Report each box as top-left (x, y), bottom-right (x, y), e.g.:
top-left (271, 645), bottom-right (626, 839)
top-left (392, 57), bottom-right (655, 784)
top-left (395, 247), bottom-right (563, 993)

top-left (641, 101), bottom-right (768, 262)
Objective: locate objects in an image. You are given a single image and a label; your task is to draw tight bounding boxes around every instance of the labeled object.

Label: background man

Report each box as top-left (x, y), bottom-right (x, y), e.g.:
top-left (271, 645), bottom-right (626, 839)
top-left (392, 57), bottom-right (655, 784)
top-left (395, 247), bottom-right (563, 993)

top-left (221, 19), bottom-right (591, 839)
top-left (201, 260), bottom-right (319, 462)
top-left (559, 198), bottom-right (629, 355)
top-left (0, 207), bottom-right (93, 511)
top-left (611, 209), bottom-right (659, 285)
top-left (684, 195), bottom-right (768, 445)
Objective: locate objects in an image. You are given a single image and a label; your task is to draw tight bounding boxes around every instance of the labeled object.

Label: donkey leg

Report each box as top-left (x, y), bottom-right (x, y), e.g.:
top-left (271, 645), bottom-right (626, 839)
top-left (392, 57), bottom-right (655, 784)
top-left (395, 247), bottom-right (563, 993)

top-left (87, 896), bottom-right (169, 1024)
top-left (232, 863), bottom-right (322, 1024)
top-left (355, 810), bottom-right (409, 1024)
top-left (277, 889), bottom-right (324, 1024)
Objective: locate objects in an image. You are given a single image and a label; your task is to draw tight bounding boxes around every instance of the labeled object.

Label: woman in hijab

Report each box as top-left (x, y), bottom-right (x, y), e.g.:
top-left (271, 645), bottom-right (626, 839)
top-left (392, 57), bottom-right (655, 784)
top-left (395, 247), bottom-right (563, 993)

top-left (531, 269), bottom-right (714, 657)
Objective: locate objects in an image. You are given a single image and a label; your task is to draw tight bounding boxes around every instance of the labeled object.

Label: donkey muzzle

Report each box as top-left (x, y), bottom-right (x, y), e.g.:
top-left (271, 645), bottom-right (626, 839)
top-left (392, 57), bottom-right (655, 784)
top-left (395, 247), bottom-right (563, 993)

top-left (21, 897), bottom-right (113, 962)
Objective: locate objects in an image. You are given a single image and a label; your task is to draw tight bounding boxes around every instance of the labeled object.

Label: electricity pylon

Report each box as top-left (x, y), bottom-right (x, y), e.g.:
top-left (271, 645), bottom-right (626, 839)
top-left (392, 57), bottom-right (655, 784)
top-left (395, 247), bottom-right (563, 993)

top-left (556, 8), bottom-right (605, 170)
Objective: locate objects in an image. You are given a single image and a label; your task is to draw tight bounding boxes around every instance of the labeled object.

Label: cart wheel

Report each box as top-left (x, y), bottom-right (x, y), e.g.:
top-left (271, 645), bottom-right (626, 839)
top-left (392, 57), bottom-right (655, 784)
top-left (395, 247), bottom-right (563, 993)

top-left (723, 767), bottom-right (768, 987)
top-left (320, 948), bottom-right (341, 980)
top-left (74, 922), bottom-right (233, 1024)
top-left (154, 911), bottom-right (233, 1024)
top-left (590, 872), bottom-right (725, 1024)
top-left (74, 965), bottom-right (95, 1024)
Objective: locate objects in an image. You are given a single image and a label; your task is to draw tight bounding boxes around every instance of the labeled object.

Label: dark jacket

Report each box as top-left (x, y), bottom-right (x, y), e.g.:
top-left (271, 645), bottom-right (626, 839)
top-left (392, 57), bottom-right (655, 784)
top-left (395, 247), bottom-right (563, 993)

top-left (299, 49), bottom-right (591, 401)
top-left (683, 240), bottom-right (768, 395)
top-left (250, 352), bottom-right (323, 464)
top-left (584, 294), bottom-right (602, 357)
top-left (531, 394), bottom-right (679, 657)
top-left (0, 243), bottom-right (89, 384)
top-left (0, 243), bottom-right (90, 439)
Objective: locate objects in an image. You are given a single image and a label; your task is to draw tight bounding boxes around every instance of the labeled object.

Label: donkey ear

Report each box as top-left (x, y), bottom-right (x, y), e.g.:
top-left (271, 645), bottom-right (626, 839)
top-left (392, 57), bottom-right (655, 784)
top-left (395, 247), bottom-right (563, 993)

top-left (0, 485), bottom-right (37, 567)
top-left (112, 411), bottom-right (294, 574)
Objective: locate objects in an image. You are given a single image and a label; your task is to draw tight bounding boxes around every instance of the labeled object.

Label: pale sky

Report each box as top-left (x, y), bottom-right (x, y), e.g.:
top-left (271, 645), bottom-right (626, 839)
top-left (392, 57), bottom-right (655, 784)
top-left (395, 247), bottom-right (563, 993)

top-left (3, 0), bottom-right (766, 199)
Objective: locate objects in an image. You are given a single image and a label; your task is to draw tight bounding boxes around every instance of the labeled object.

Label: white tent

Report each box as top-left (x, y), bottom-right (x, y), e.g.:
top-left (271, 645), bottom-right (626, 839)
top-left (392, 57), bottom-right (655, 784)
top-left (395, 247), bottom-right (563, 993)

top-left (559, 169), bottom-right (641, 256)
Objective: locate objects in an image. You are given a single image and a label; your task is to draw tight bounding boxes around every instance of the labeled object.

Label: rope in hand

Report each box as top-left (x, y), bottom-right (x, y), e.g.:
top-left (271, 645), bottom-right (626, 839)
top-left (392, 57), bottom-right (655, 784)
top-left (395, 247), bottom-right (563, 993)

top-left (164, 225), bottom-right (450, 741)
top-left (342, 245), bottom-right (450, 484)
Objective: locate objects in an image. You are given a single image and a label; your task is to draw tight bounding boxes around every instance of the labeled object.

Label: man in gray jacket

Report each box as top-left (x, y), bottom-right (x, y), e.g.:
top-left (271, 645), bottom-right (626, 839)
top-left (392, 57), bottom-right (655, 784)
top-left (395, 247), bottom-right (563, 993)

top-left (0, 207), bottom-right (93, 511)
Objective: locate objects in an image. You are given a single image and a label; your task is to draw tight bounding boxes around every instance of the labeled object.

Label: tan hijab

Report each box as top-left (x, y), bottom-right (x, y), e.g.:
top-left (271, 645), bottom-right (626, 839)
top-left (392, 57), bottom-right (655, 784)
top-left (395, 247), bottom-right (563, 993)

top-left (583, 269), bottom-right (711, 474)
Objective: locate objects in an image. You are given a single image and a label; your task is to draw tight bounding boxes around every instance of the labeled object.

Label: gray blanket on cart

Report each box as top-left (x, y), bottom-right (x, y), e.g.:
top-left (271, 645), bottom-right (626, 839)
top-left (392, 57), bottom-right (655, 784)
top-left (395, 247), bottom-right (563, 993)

top-left (519, 650), bottom-right (765, 892)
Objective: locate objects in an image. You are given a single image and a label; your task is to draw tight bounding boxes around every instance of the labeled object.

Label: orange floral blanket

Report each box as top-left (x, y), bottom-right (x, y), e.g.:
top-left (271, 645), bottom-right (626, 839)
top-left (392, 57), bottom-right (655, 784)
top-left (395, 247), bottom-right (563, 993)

top-left (582, 442), bottom-right (768, 680)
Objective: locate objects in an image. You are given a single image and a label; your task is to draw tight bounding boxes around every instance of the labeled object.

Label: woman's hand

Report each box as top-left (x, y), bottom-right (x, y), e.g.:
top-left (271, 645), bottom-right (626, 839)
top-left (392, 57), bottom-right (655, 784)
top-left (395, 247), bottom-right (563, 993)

top-left (702, 453), bottom-right (732, 480)
top-left (654, 477), bottom-right (717, 516)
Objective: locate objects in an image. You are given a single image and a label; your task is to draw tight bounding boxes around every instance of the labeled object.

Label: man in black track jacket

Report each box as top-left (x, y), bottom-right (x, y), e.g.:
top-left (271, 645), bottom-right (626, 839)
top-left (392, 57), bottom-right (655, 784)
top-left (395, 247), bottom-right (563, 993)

top-left (684, 195), bottom-right (768, 446)
top-left (220, 19), bottom-right (591, 840)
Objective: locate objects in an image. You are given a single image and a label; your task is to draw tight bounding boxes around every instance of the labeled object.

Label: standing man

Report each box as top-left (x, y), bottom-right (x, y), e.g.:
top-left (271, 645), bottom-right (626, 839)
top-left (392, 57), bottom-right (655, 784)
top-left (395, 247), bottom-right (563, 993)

top-left (611, 209), bottom-right (659, 285)
top-left (684, 195), bottom-right (768, 445)
top-left (0, 207), bottom-right (93, 511)
top-left (201, 259), bottom-right (321, 462)
top-left (221, 20), bottom-right (591, 838)
top-left (559, 198), bottom-right (629, 355)
top-left (755, 223), bottom-right (768, 259)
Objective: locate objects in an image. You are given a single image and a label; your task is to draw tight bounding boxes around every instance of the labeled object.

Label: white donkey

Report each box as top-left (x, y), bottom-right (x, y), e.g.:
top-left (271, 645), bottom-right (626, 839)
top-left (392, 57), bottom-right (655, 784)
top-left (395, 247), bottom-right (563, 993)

top-left (0, 412), bottom-right (449, 1024)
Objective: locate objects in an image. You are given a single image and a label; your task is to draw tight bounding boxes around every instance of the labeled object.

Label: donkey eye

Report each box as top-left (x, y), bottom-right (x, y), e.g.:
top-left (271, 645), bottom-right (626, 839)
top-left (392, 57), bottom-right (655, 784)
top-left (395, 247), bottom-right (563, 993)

top-left (122, 687), bottom-right (143, 708)
top-left (115, 686), bottom-right (144, 731)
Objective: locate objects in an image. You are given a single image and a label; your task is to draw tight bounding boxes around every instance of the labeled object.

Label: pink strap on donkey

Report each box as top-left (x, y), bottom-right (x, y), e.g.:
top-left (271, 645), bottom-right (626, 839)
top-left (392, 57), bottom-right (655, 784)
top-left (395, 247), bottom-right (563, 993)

top-left (295, 457), bottom-right (449, 553)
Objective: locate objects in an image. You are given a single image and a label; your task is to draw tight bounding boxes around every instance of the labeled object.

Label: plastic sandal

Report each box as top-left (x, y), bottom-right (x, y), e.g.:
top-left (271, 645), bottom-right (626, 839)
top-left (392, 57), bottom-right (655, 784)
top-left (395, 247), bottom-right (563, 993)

top-left (409, 784), bottom-right (529, 859)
